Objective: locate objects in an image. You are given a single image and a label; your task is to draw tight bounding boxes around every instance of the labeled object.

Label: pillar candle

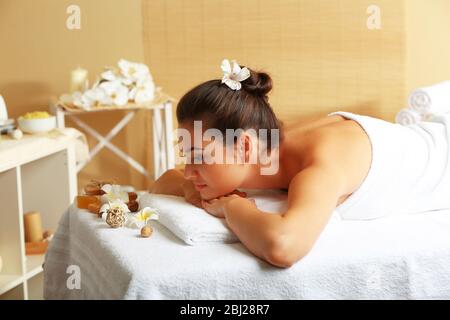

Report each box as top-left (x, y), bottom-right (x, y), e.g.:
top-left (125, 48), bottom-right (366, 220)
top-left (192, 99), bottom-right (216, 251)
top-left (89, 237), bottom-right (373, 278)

top-left (24, 211), bottom-right (43, 243)
top-left (70, 67), bottom-right (89, 93)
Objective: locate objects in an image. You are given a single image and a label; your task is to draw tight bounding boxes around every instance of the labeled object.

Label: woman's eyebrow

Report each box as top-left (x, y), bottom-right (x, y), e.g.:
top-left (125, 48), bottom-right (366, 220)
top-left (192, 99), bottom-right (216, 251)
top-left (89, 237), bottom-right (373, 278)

top-left (180, 146), bottom-right (203, 155)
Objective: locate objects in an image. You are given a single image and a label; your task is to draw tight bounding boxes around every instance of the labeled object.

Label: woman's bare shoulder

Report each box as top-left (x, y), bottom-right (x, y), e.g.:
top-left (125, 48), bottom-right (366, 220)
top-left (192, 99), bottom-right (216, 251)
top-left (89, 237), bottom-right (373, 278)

top-left (306, 120), bottom-right (372, 201)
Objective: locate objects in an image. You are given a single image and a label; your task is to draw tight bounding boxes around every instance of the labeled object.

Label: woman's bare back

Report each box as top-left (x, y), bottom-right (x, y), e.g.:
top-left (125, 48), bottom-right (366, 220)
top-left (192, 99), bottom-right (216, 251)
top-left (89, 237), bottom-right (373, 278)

top-left (282, 114), bottom-right (372, 206)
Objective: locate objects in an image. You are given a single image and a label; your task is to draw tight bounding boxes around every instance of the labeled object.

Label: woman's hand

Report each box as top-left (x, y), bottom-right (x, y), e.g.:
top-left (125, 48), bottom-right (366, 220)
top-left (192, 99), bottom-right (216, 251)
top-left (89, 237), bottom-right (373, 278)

top-left (202, 193), bottom-right (256, 219)
top-left (182, 178), bottom-right (249, 210)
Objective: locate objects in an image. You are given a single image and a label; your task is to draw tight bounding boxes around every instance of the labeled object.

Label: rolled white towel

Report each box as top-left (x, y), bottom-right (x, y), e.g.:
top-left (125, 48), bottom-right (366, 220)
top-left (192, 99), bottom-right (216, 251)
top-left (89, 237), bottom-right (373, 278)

top-left (422, 112), bottom-right (438, 121)
top-left (408, 81), bottom-right (450, 115)
top-left (395, 108), bottom-right (422, 126)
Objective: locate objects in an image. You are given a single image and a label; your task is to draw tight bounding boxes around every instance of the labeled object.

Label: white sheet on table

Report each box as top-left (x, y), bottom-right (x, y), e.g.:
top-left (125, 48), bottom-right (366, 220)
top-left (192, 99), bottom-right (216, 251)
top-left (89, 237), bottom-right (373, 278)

top-left (44, 192), bottom-right (450, 299)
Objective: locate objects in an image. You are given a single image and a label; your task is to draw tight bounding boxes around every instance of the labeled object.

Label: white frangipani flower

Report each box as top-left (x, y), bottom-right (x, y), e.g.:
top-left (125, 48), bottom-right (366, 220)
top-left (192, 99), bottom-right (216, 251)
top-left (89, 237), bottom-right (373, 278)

top-left (136, 71), bottom-right (153, 85)
top-left (125, 207), bottom-right (159, 229)
top-left (131, 77), bottom-right (155, 104)
top-left (101, 69), bottom-right (118, 81)
top-left (68, 59), bottom-right (156, 110)
top-left (100, 68), bottom-right (134, 86)
top-left (101, 184), bottom-right (130, 204)
top-left (120, 76), bottom-right (133, 86)
top-left (72, 91), bottom-right (93, 110)
top-left (91, 76), bottom-right (102, 89)
top-left (118, 59), bottom-right (150, 83)
top-left (220, 59), bottom-right (251, 90)
top-left (99, 80), bottom-right (129, 106)
top-left (84, 87), bottom-right (108, 105)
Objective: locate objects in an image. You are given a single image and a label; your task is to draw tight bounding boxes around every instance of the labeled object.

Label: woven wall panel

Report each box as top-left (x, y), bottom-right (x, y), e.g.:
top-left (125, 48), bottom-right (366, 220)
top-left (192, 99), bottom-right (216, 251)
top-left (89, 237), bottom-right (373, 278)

top-left (142, 0), bottom-right (405, 123)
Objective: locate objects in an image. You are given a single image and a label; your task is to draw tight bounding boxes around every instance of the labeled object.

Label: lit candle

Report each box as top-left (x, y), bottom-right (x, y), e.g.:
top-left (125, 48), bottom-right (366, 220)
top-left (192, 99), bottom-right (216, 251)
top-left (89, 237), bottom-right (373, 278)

top-left (70, 67), bottom-right (89, 93)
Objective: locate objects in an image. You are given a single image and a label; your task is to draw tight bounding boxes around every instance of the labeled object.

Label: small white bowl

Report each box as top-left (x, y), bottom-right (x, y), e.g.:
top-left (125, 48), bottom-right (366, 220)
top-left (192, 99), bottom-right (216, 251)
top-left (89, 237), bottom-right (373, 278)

top-left (18, 116), bottom-right (56, 134)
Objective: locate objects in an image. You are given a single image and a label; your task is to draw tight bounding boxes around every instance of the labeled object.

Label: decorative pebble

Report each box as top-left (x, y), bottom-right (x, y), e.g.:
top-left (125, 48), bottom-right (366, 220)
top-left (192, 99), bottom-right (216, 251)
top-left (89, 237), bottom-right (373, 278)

top-left (140, 225), bottom-right (153, 238)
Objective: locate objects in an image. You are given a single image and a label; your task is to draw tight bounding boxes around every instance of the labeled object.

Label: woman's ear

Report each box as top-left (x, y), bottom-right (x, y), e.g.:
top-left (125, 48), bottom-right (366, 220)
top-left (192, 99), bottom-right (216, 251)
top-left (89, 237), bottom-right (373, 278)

top-left (238, 133), bottom-right (254, 164)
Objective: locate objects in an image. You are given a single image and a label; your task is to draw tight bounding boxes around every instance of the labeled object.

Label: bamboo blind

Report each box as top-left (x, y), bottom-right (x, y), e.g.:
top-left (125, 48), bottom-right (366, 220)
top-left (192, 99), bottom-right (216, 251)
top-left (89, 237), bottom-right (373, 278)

top-left (142, 0), bottom-right (405, 123)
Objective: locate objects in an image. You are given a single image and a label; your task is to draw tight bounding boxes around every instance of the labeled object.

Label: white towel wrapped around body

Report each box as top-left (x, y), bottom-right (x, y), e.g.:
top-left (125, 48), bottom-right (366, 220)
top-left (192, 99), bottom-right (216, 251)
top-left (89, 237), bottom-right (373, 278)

top-left (328, 111), bottom-right (450, 220)
top-left (408, 81), bottom-right (450, 115)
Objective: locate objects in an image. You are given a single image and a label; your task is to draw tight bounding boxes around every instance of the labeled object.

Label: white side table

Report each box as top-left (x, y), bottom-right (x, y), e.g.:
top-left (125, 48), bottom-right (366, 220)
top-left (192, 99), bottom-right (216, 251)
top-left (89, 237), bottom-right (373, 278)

top-left (0, 130), bottom-right (78, 299)
top-left (51, 93), bottom-right (176, 181)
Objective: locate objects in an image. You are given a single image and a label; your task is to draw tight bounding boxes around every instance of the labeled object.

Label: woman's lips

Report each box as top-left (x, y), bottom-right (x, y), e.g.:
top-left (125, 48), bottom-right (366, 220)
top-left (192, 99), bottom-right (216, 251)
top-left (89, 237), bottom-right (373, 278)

top-left (194, 183), bottom-right (207, 191)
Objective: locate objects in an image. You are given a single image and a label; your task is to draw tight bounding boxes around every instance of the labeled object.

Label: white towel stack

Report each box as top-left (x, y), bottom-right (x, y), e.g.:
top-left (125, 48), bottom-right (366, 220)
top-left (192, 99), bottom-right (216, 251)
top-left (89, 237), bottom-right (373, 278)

top-left (395, 81), bottom-right (450, 125)
top-left (395, 108), bottom-right (422, 125)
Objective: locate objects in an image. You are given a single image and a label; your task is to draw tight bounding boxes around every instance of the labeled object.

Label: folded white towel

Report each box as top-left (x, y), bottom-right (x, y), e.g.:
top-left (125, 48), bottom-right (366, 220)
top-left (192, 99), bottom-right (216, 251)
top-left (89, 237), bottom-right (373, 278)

top-left (408, 81), bottom-right (450, 115)
top-left (395, 107), bottom-right (422, 125)
top-left (138, 190), bottom-right (341, 245)
top-left (138, 193), bottom-right (239, 245)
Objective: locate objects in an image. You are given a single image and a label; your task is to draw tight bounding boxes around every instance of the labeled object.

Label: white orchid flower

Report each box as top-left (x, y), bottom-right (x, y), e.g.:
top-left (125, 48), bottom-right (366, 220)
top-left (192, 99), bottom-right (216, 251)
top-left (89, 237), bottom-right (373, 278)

top-left (99, 203), bottom-right (111, 220)
top-left (101, 184), bottom-right (130, 204)
top-left (125, 207), bottom-right (159, 229)
top-left (101, 69), bottom-right (118, 81)
top-left (99, 80), bottom-right (129, 106)
top-left (100, 68), bottom-right (134, 86)
top-left (120, 76), bottom-right (133, 86)
top-left (220, 59), bottom-right (251, 90)
top-left (91, 76), bottom-right (102, 89)
top-left (72, 91), bottom-right (93, 110)
top-left (118, 59), bottom-right (150, 83)
top-left (136, 72), bottom-right (153, 86)
top-left (84, 87), bottom-right (108, 106)
top-left (132, 79), bottom-right (155, 104)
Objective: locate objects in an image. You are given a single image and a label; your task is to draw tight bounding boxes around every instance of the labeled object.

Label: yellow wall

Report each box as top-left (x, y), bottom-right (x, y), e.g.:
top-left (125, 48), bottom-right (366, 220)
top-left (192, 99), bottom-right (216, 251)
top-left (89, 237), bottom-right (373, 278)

top-left (0, 0), bottom-right (149, 190)
top-left (405, 0), bottom-right (450, 97)
top-left (1, 0), bottom-right (450, 191)
top-left (142, 0), bottom-right (405, 123)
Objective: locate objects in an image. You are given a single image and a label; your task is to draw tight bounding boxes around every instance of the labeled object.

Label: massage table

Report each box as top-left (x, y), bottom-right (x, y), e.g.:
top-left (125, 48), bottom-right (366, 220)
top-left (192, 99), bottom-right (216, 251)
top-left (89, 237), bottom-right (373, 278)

top-left (43, 190), bottom-right (450, 299)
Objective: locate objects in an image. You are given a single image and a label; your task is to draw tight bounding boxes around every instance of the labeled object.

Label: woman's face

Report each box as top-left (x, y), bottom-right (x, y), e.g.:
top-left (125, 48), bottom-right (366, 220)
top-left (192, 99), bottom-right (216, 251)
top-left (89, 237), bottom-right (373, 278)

top-left (178, 122), bottom-right (248, 200)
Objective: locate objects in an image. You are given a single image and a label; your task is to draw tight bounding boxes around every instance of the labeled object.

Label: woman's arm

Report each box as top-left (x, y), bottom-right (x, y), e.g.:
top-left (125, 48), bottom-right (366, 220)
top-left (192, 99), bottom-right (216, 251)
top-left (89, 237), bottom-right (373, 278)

top-left (150, 168), bottom-right (185, 196)
top-left (151, 168), bottom-right (204, 208)
top-left (223, 198), bottom-right (284, 265)
top-left (222, 162), bottom-right (345, 268)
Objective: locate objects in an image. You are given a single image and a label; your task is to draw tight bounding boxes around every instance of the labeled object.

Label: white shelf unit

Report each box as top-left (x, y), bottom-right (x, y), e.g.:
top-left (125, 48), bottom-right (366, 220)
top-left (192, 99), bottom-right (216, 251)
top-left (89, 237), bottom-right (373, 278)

top-left (0, 135), bottom-right (77, 299)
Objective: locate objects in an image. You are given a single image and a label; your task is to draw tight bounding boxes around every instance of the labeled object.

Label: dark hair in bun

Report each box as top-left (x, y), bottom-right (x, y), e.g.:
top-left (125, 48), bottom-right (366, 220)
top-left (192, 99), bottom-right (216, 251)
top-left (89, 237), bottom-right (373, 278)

top-left (176, 67), bottom-right (283, 151)
top-left (241, 69), bottom-right (273, 98)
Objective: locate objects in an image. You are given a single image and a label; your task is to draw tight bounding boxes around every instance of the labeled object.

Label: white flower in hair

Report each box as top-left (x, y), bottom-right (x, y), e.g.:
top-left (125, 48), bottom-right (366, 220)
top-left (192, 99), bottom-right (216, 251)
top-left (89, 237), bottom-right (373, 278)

top-left (221, 59), bottom-right (251, 90)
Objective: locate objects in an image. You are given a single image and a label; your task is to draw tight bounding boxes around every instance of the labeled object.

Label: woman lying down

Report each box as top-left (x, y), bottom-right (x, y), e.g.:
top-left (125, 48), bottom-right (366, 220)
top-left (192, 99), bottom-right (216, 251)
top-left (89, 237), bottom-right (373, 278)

top-left (152, 59), bottom-right (450, 268)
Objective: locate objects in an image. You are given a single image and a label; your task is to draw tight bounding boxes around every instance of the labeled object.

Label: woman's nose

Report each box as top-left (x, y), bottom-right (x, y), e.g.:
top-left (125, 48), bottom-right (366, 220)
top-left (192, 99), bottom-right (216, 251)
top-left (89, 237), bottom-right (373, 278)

top-left (183, 165), bottom-right (197, 180)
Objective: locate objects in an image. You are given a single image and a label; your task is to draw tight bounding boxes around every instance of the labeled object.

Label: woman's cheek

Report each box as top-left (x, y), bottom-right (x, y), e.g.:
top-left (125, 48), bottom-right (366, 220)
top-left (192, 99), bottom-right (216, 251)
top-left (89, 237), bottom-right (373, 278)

top-left (199, 179), bottom-right (231, 199)
top-left (200, 165), bottom-right (242, 196)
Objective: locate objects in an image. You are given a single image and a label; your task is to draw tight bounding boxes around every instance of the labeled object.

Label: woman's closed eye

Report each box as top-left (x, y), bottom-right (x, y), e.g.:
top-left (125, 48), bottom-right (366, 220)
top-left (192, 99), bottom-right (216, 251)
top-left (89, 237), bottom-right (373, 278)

top-left (183, 148), bottom-right (205, 164)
